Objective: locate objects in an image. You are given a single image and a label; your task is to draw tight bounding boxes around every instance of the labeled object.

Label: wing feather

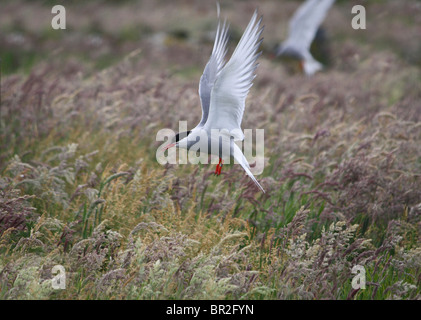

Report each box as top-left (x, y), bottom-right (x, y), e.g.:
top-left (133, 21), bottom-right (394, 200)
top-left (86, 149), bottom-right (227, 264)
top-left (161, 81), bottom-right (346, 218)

top-left (197, 19), bottom-right (229, 128)
top-left (286, 0), bottom-right (335, 51)
top-left (204, 10), bottom-right (263, 141)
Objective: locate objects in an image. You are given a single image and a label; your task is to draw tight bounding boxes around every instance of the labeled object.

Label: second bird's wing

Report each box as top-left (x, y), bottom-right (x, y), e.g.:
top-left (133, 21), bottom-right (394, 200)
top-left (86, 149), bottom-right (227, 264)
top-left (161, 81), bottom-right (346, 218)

top-left (286, 0), bottom-right (335, 51)
top-left (203, 10), bottom-right (263, 141)
top-left (197, 20), bottom-right (229, 128)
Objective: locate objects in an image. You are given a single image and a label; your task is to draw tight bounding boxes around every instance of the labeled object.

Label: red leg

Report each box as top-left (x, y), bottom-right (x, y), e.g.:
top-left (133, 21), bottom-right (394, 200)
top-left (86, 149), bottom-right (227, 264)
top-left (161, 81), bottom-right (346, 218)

top-left (214, 164), bottom-right (220, 175)
top-left (214, 158), bottom-right (223, 176)
top-left (217, 159), bottom-right (223, 175)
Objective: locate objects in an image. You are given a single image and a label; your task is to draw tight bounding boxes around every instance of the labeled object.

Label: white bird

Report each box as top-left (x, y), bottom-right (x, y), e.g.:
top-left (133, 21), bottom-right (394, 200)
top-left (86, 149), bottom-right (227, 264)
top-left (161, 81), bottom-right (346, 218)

top-left (276, 0), bottom-right (335, 76)
top-left (164, 9), bottom-right (265, 193)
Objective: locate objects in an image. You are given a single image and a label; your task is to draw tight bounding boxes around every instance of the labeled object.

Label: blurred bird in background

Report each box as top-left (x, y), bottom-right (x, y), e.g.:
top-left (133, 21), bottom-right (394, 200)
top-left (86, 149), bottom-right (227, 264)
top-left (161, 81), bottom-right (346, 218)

top-left (275, 0), bottom-right (335, 76)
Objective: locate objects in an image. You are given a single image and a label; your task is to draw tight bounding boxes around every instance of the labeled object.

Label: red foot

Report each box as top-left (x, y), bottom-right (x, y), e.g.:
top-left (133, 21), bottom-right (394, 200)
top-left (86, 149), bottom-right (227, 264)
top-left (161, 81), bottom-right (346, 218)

top-left (214, 158), bottom-right (223, 176)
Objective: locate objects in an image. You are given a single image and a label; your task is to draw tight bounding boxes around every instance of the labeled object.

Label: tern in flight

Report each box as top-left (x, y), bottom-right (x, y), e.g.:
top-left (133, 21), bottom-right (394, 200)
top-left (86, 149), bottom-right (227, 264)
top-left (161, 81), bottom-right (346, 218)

top-left (276, 0), bottom-right (335, 76)
top-left (164, 10), bottom-right (265, 192)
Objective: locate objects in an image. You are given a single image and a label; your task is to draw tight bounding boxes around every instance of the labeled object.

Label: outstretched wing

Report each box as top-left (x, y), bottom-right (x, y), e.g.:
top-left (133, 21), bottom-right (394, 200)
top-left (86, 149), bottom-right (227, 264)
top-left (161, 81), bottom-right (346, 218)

top-left (197, 20), bottom-right (229, 128)
top-left (204, 10), bottom-right (263, 141)
top-left (286, 0), bottom-right (335, 51)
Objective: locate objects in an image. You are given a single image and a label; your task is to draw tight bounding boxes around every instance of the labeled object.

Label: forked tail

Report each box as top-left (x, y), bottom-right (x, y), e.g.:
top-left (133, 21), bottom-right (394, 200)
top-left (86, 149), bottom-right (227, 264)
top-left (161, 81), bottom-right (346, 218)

top-left (233, 144), bottom-right (265, 193)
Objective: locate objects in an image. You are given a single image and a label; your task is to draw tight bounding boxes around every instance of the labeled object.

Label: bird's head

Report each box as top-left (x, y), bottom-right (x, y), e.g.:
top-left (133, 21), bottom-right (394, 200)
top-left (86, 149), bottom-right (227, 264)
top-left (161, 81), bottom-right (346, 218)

top-left (267, 43), bottom-right (282, 60)
top-left (278, 46), bottom-right (305, 61)
top-left (275, 46), bottom-right (307, 74)
top-left (164, 130), bottom-right (192, 150)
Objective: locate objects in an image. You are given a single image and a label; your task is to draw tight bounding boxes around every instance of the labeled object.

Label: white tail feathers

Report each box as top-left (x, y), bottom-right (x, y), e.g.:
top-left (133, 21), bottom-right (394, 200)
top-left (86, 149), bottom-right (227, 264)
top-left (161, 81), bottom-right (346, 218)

top-left (233, 144), bottom-right (265, 193)
top-left (303, 57), bottom-right (323, 76)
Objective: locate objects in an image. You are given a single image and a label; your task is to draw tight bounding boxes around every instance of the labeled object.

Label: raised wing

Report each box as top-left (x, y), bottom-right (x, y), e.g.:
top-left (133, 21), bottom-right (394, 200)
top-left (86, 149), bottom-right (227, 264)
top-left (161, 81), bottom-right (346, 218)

top-left (286, 0), bottom-right (335, 51)
top-left (204, 10), bottom-right (263, 141)
top-left (197, 20), bottom-right (229, 128)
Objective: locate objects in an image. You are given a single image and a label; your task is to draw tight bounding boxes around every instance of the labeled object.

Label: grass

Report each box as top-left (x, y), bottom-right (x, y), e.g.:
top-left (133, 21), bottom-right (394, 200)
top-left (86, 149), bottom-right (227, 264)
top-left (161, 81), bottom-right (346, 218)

top-left (0, 0), bottom-right (420, 300)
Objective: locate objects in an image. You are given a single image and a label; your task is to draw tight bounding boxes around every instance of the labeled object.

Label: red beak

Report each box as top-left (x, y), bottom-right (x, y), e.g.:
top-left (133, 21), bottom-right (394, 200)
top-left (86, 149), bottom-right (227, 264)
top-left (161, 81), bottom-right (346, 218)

top-left (164, 143), bottom-right (176, 150)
